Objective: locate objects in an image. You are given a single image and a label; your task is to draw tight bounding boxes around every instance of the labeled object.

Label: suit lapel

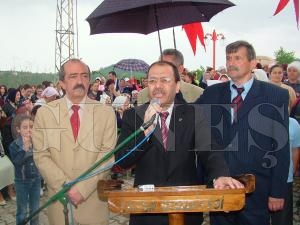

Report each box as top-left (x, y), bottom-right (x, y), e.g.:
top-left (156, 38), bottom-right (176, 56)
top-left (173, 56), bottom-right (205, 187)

top-left (220, 82), bottom-right (231, 104)
top-left (219, 82), bottom-right (232, 125)
top-left (59, 98), bottom-right (75, 143)
top-left (63, 97), bottom-right (96, 146)
top-left (77, 99), bottom-right (93, 142)
top-left (237, 79), bottom-right (262, 121)
top-left (165, 102), bottom-right (188, 177)
top-left (167, 104), bottom-right (185, 153)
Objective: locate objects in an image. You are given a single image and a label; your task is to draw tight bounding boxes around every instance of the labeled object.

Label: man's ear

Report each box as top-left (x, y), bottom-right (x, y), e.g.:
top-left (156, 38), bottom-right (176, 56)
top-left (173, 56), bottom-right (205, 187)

top-left (59, 80), bottom-right (65, 91)
top-left (176, 81), bottom-right (180, 93)
top-left (178, 65), bottom-right (184, 75)
top-left (250, 59), bottom-right (257, 71)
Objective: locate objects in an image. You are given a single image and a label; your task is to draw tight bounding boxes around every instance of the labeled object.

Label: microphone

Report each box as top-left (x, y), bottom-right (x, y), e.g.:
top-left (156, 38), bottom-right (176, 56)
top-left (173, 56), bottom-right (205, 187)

top-left (141, 113), bottom-right (157, 130)
top-left (150, 98), bottom-right (161, 106)
top-left (141, 98), bottom-right (161, 130)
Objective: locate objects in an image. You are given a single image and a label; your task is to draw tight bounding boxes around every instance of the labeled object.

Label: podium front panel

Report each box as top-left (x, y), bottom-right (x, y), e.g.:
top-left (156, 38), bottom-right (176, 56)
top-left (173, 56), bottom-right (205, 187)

top-left (107, 185), bottom-right (246, 214)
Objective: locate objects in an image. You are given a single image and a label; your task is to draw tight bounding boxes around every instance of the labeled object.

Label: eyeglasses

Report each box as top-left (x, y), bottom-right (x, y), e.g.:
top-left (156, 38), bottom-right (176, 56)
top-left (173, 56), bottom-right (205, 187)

top-left (147, 77), bottom-right (173, 85)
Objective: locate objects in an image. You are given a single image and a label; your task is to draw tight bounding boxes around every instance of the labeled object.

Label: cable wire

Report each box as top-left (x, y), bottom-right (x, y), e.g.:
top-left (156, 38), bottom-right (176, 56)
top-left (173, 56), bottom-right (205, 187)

top-left (64, 127), bottom-right (155, 187)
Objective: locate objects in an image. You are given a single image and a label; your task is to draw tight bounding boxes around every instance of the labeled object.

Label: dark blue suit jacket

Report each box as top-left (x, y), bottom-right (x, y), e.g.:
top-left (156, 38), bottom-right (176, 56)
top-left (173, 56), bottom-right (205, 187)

top-left (196, 79), bottom-right (290, 211)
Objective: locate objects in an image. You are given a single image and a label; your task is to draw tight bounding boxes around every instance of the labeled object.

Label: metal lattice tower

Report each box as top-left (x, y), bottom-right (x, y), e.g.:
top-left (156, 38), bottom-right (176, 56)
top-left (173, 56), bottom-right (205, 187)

top-left (55, 0), bottom-right (78, 73)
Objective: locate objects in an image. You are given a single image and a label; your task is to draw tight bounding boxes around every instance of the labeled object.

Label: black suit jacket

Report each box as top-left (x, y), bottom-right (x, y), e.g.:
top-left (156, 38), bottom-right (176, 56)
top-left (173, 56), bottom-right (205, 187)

top-left (116, 99), bottom-right (230, 225)
top-left (196, 79), bottom-right (290, 211)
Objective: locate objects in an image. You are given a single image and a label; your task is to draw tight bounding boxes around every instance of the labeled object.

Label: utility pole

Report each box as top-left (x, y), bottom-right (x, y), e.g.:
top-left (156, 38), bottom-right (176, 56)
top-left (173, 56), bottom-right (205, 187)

top-left (55, 0), bottom-right (78, 73)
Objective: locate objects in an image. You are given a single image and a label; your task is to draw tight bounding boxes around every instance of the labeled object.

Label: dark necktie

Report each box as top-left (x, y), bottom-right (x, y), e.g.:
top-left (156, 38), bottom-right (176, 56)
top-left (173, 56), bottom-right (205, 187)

top-left (70, 105), bottom-right (80, 141)
top-left (231, 84), bottom-right (244, 119)
top-left (159, 112), bottom-right (169, 150)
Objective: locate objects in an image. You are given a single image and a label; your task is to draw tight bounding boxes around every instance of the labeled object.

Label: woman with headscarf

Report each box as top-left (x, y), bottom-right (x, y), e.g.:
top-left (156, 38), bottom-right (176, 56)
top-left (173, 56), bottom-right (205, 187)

top-left (199, 71), bottom-right (211, 89)
top-left (285, 61), bottom-right (300, 97)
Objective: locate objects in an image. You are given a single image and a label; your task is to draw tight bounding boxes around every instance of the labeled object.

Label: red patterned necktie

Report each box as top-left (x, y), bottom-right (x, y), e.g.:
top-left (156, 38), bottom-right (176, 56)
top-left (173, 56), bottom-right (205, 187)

top-left (159, 112), bottom-right (169, 150)
top-left (70, 105), bottom-right (80, 141)
top-left (231, 84), bottom-right (244, 120)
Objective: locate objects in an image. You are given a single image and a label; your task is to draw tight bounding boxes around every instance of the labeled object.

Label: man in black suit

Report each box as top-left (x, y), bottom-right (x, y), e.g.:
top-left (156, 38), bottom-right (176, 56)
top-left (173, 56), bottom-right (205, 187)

top-left (196, 40), bottom-right (290, 225)
top-left (115, 60), bottom-right (243, 225)
top-left (108, 71), bottom-right (120, 91)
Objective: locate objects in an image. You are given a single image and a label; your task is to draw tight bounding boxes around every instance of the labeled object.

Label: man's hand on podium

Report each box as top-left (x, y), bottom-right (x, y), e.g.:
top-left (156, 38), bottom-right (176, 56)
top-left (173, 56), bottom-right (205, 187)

top-left (213, 176), bottom-right (244, 189)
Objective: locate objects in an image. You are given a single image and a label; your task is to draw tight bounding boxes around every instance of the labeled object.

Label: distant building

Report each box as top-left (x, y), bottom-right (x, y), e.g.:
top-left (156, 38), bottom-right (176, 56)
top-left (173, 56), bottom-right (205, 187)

top-left (256, 55), bottom-right (275, 67)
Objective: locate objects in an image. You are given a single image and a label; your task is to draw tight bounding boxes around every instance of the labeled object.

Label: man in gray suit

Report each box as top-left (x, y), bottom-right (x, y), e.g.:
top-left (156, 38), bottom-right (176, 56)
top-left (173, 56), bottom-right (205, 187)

top-left (137, 49), bottom-right (203, 105)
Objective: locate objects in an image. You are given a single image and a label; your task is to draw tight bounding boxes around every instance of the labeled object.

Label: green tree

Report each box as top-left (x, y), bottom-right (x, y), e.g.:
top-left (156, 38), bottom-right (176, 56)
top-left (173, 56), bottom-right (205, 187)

top-left (194, 66), bottom-right (206, 83)
top-left (274, 47), bottom-right (297, 64)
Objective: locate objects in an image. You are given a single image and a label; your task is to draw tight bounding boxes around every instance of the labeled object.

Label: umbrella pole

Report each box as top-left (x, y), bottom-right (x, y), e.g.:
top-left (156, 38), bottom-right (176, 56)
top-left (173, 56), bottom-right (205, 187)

top-left (154, 5), bottom-right (162, 56)
top-left (172, 27), bottom-right (177, 49)
top-left (157, 30), bottom-right (162, 56)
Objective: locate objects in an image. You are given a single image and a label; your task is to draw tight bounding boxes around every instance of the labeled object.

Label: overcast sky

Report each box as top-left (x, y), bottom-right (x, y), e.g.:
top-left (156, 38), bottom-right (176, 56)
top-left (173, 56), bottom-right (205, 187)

top-left (0, 0), bottom-right (299, 73)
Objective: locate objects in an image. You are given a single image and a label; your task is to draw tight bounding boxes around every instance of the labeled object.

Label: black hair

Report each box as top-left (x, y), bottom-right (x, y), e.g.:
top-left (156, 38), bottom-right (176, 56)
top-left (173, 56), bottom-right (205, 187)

top-left (147, 60), bottom-right (181, 82)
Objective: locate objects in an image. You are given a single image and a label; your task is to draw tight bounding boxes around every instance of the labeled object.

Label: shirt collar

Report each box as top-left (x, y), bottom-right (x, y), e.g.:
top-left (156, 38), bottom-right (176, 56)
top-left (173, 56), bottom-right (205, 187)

top-left (230, 77), bottom-right (254, 95)
top-left (66, 96), bottom-right (87, 112)
top-left (162, 102), bottom-right (174, 115)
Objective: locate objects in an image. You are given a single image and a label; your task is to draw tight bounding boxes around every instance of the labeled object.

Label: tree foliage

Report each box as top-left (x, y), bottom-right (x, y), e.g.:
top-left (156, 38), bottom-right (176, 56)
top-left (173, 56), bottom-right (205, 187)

top-left (0, 64), bottom-right (147, 88)
top-left (274, 47), bottom-right (297, 64)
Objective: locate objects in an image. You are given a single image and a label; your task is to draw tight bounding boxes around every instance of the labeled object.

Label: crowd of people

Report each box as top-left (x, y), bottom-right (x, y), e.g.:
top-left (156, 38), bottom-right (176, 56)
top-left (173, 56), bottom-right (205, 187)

top-left (0, 41), bottom-right (299, 225)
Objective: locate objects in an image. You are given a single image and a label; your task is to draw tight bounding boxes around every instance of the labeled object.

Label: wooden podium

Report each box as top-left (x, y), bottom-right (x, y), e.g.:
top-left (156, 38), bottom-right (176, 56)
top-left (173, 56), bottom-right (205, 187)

top-left (98, 174), bottom-right (255, 225)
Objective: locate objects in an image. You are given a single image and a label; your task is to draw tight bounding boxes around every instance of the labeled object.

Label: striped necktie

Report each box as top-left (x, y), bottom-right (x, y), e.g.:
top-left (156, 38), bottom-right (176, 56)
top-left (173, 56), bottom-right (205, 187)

top-left (159, 112), bottom-right (169, 150)
top-left (231, 84), bottom-right (244, 120)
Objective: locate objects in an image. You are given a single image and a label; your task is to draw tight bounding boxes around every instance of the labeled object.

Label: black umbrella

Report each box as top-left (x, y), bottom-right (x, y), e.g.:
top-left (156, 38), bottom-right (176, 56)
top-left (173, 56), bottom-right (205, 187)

top-left (86, 0), bottom-right (235, 54)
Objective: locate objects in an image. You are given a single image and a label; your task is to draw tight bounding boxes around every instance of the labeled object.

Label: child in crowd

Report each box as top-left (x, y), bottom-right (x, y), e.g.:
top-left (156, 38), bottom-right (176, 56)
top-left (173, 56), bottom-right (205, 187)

top-left (9, 114), bottom-right (41, 225)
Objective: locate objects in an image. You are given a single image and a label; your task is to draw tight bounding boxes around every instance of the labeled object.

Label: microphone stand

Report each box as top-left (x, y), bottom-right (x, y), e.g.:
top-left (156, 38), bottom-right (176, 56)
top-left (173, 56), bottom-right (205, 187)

top-left (19, 114), bottom-right (156, 225)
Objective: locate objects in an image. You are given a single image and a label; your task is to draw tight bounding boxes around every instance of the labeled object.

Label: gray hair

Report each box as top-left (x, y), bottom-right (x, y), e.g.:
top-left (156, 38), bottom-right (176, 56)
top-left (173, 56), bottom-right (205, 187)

top-left (161, 49), bottom-right (184, 67)
top-left (226, 40), bottom-right (256, 61)
top-left (58, 58), bottom-right (91, 81)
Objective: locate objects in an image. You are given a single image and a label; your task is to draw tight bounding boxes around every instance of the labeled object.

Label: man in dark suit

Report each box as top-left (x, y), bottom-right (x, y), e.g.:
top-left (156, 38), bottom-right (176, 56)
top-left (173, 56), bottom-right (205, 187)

top-left (196, 40), bottom-right (290, 225)
top-left (108, 71), bottom-right (120, 91)
top-left (115, 60), bottom-right (243, 225)
top-left (137, 48), bottom-right (204, 105)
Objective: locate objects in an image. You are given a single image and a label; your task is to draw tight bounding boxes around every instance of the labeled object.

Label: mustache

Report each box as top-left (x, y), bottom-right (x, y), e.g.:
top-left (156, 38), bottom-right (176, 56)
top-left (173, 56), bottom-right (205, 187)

top-left (73, 84), bottom-right (85, 91)
top-left (227, 66), bottom-right (239, 71)
top-left (152, 89), bottom-right (165, 95)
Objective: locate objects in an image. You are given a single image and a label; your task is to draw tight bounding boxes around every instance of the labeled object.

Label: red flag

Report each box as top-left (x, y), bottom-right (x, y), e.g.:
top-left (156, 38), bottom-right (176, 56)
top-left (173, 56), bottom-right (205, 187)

top-left (273, 0), bottom-right (290, 15)
top-left (293, 0), bottom-right (299, 28)
top-left (273, 0), bottom-right (299, 28)
top-left (182, 23), bottom-right (206, 55)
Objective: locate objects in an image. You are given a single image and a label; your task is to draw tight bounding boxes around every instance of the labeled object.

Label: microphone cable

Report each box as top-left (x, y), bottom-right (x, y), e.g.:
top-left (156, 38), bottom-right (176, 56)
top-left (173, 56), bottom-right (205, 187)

top-left (64, 126), bottom-right (156, 187)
